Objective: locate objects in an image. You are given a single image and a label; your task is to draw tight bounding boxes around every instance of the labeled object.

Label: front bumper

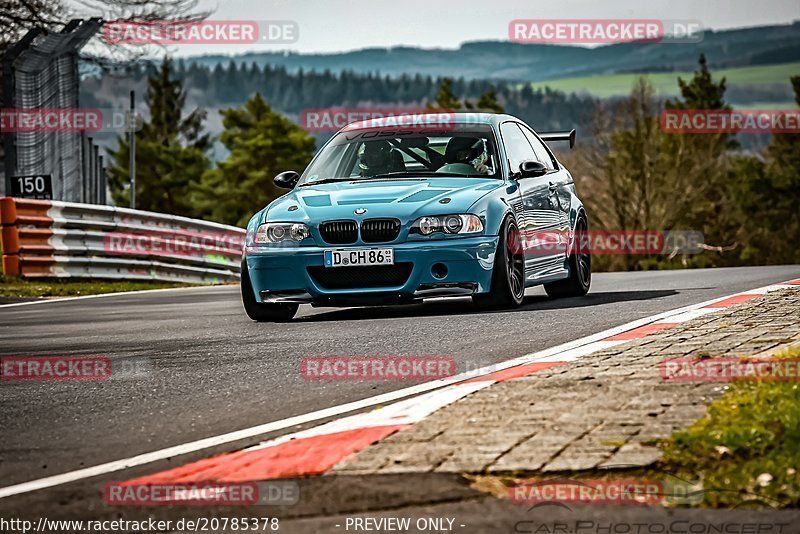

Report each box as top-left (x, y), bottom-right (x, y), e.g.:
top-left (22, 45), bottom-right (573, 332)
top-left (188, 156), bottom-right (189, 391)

top-left (245, 236), bottom-right (498, 305)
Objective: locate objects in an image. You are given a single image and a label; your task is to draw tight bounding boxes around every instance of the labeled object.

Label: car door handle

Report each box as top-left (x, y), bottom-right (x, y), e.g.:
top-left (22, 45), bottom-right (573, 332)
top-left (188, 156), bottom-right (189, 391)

top-left (548, 182), bottom-right (558, 192)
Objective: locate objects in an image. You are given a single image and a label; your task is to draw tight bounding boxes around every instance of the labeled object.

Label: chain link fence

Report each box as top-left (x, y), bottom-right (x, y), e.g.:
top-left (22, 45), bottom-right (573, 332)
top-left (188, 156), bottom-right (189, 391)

top-left (2, 19), bottom-right (106, 203)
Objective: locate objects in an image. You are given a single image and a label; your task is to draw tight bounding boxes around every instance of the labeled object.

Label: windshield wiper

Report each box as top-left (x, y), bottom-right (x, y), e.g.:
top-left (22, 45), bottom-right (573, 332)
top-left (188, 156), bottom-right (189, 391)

top-left (370, 171), bottom-right (464, 178)
top-left (301, 171), bottom-right (469, 186)
top-left (299, 177), bottom-right (356, 186)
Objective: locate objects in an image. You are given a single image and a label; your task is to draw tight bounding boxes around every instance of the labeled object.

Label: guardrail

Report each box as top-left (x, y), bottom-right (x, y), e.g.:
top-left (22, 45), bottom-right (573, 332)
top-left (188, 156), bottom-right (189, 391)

top-left (0, 198), bottom-right (245, 284)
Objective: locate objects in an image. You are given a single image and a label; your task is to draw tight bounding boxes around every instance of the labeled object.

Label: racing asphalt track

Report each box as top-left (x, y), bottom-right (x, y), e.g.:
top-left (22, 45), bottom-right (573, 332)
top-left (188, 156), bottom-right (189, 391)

top-left (1, 266), bottom-right (799, 496)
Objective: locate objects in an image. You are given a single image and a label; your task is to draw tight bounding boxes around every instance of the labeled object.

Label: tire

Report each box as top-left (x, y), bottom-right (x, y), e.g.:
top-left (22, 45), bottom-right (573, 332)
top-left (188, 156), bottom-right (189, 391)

top-left (472, 215), bottom-right (525, 309)
top-left (544, 215), bottom-right (591, 298)
top-left (241, 262), bottom-right (298, 322)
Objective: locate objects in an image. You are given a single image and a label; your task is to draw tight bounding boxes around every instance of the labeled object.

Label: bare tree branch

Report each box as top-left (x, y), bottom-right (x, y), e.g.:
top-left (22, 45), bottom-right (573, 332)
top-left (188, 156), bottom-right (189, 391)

top-left (1, 0), bottom-right (210, 63)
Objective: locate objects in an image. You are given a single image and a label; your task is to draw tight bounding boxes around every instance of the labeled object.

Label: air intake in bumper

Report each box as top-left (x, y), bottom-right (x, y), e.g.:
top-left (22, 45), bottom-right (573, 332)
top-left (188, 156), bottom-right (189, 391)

top-left (307, 263), bottom-right (413, 290)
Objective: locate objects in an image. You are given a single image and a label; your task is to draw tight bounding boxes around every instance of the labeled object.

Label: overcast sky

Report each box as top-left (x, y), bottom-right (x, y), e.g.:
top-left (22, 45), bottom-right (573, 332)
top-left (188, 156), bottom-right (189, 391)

top-left (161, 0), bottom-right (800, 56)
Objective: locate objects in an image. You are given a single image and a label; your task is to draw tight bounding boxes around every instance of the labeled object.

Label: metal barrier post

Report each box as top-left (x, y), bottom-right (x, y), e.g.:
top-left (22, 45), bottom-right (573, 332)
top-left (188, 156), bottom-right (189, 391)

top-left (129, 90), bottom-right (136, 209)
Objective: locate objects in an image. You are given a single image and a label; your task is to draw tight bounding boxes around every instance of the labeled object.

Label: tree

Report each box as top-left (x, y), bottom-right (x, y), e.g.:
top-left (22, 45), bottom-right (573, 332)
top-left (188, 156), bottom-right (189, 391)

top-left (567, 75), bottom-right (733, 271)
top-left (476, 86), bottom-right (504, 113)
top-left (666, 53), bottom-right (737, 153)
top-left (430, 78), bottom-right (461, 110)
top-left (107, 58), bottom-right (210, 216)
top-left (428, 78), bottom-right (505, 112)
top-left (662, 54), bottom-right (739, 261)
top-left (0, 1), bottom-right (61, 52)
top-left (193, 93), bottom-right (316, 226)
top-left (729, 76), bottom-right (800, 264)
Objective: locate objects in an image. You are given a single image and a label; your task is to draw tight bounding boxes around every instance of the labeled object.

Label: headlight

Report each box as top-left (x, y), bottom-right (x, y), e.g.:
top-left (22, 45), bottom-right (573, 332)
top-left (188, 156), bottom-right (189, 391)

top-left (411, 214), bottom-right (483, 236)
top-left (255, 222), bottom-right (310, 244)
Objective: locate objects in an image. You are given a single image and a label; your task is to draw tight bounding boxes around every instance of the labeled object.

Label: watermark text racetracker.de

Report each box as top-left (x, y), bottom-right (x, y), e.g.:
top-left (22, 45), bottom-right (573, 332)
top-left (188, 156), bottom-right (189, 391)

top-left (508, 230), bottom-right (704, 256)
top-left (661, 109), bottom-right (800, 134)
top-left (301, 356), bottom-right (457, 380)
top-left (104, 230), bottom-right (245, 258)
top-left (300, 107), bottom-right (458, 133)
top-left (103, 20), bottom-right (298, 45)
top-left (511, 478), bottom-right (671, 506)
top-left (510, 475), bottom-right (788, 533)
top-left (661, 357), bottom-right (800, 382)
top-left (1, 356), bottom-right (110, 381)
top-left (509, 19), bottom-right (703, 44)
top-left (0, 356), bottom-right (152, 380)
top-left (508, 472), bottom-right (782, 508)
top-left (103, 480), bottom-right (298, 506)
top-left (0, 108), bottom-right (142, 133)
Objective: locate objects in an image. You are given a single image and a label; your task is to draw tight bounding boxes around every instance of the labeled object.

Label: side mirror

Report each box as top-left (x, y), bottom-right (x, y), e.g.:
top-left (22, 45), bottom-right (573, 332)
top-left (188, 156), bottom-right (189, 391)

top-left (519, 160), bottom-right (548, 178)
top-left (274, 171), bottom-right (299, 189)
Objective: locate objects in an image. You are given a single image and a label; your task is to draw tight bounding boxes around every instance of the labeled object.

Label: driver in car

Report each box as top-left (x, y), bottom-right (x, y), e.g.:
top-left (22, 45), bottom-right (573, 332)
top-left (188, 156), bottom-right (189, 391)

top-left (358, 141), bottom-right (406, 176)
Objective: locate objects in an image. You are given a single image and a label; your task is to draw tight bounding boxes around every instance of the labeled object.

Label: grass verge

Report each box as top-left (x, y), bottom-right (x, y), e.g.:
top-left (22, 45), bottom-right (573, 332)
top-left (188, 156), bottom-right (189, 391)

top-left (658, 345), bottom-right (800, 508)
top-left (0, 276), bottom-right (191, 299)
top-left (526, 62), bottom-right (800, 102)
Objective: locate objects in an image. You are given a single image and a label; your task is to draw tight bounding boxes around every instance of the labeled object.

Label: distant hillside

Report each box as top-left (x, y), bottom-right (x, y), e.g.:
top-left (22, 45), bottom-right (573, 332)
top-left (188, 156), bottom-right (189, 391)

top-left (184, 22), bottom-right (800, 82)
top-left (527, 63), bottom-right (800, 106)
top-left (82, 61), bottom-right (598, 163)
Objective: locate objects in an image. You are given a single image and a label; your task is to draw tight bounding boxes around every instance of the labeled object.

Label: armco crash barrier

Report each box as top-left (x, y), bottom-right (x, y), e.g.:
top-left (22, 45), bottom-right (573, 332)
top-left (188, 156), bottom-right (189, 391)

top-left (0, 198), bottom-right (245, 284)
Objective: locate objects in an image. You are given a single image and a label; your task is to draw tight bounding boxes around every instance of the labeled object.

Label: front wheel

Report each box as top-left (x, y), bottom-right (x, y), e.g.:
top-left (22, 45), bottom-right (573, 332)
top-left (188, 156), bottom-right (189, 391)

top-left (544, 215), bottom-right (591, 298)
top-left (472, 216), bottom-right (525, 309)
top-left (241, 262), bottom-right (298, 322)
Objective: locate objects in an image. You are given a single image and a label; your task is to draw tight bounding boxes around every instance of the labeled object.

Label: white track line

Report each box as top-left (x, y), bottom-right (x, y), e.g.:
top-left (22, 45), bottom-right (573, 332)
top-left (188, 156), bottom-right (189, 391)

top-left (244, 380), bottom-right (494, 453)
top-left (0, 280), bottom-right (795, 499)
top-left (0, 381), bottom-right (457, 499)
top-left (0, 284), bottom-right (235, 309)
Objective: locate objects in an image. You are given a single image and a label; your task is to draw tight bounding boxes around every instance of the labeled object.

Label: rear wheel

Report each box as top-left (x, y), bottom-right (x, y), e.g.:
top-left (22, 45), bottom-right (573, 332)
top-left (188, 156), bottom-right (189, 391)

top-left (544, 215), bottom-right (591, 298)
top-left (241, 262), bottom-right (298, 322)
top-left (472, 216), bottom-right (525, 309)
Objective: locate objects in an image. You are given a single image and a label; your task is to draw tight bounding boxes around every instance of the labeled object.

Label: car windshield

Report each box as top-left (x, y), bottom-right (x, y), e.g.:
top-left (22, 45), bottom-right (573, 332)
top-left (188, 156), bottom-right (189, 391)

top-left (298, 125), bottom-right (500, 186)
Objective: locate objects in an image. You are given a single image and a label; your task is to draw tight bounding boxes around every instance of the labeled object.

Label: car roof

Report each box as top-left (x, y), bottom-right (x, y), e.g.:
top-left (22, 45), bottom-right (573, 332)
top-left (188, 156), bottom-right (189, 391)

top-left (341, 112), bottom-right (523, 132)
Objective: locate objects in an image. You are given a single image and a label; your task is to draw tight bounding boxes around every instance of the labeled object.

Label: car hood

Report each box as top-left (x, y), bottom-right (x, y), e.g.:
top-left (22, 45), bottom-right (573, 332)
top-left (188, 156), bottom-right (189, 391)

top-left (263, 178), bottom-right (503, 223)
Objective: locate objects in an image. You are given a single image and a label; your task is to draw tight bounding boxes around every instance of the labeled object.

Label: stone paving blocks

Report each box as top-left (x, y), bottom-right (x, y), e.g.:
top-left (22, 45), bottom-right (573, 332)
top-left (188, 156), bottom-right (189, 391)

top-left (331, 289), bottom-right (799, 476)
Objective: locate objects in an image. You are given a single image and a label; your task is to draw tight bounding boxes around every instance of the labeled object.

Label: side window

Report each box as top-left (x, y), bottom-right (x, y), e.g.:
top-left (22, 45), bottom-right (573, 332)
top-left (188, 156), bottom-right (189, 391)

top-left (499, 122), bottom-right (536, 175)
top-left (520, 125), bottom-right (557, 170)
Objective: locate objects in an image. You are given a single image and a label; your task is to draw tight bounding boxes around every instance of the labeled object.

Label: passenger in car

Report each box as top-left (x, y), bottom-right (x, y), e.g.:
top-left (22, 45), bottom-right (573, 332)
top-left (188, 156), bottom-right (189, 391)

top-left (440, 136), bottom-right (491, 174)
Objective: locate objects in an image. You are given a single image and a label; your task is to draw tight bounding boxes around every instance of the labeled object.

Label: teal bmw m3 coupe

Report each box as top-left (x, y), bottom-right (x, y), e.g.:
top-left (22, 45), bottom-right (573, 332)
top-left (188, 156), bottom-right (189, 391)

top-left (241, 113), bottom-right (589, 321)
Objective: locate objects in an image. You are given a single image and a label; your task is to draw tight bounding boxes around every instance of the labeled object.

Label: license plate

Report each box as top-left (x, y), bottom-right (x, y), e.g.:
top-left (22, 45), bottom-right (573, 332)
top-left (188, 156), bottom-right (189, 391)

top-left (324, 248), bottom-right (394, 268)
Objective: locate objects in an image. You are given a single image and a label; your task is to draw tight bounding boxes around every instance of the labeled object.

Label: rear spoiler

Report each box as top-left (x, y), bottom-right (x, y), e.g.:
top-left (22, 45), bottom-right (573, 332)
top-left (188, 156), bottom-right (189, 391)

top-left (539, 129), bottom-right (576, 149)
